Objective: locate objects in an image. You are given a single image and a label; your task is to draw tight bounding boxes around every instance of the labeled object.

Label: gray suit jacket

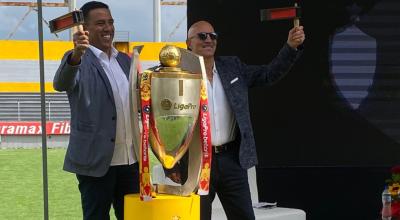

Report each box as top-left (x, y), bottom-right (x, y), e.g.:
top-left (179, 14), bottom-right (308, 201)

top-left (215, 43), bottom-right (300, 169)
top-left (53, 49), bottom-right (131, 177)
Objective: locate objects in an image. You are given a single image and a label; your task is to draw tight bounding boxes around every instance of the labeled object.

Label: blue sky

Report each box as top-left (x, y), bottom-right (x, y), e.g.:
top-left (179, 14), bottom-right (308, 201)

top-left (0, 0), bottom-right (187, 41)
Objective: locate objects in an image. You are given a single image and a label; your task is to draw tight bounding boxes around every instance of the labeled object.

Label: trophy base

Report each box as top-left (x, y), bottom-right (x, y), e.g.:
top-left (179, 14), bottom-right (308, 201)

top-left (124, 193), bottom-right (200, 220)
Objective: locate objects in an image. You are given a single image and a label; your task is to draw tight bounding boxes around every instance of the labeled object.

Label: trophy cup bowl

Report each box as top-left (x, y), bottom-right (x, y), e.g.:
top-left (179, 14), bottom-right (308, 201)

top-left (150, 45), bottom-right (202, 170)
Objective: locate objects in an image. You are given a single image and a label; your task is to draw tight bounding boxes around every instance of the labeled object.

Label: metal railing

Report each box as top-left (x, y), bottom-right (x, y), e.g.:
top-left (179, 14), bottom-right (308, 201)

top-left (0, 92), bottom-right (69, 120)
top-left (0, 99), bottom-right (70, 121)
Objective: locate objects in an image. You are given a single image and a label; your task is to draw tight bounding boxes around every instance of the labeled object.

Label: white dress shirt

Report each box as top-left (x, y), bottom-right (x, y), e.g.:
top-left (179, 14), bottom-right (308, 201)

top-left (207, 63), bottom-right (237, 146)
top-left (89, 45), bottom-right (137, 166)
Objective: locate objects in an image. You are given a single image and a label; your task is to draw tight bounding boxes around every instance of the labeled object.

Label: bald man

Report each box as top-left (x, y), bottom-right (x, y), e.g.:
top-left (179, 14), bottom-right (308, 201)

top-left (186, 21), bottom-right (305, 220)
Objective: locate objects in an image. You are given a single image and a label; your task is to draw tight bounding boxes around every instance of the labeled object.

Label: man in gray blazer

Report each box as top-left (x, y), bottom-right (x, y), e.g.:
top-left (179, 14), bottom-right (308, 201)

top-left (186, 21), bottom-right (305, 220)
top-left (53, 1), bottom-right (138, 219)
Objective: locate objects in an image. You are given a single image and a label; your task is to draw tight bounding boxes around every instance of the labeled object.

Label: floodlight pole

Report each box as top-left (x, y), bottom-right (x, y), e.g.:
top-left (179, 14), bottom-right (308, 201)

top-left (68, 0), bottom-right (76, 41)
top-left (156, 1), bottom-right (187, 41)
top-left (36, 0), bottom-right (49, 220)
top-left (153, 0), bottom-right (161, 42)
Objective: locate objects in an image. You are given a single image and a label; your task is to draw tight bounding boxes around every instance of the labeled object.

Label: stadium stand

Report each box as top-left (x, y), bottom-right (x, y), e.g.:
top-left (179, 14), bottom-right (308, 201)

top-left (0, 92), bottom-right (69, 121)
top-left (0, 40), bottom-right (184, 148)
top-left (0, 40), bottom-right (184, 121)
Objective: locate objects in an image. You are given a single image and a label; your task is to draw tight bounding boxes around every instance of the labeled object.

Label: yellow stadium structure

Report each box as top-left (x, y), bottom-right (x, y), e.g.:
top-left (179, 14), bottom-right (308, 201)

top-left (0, 40), bottom-right (186, 93)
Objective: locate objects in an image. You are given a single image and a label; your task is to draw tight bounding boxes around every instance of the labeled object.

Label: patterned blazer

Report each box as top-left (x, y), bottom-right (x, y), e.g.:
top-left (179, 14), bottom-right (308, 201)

top-left (214, 43), bottom-right (300, 169)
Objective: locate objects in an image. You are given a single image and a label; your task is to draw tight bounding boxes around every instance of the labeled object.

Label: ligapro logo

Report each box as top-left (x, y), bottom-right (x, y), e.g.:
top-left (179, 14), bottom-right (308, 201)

top-left (161, 98), bottom-right (172, 110)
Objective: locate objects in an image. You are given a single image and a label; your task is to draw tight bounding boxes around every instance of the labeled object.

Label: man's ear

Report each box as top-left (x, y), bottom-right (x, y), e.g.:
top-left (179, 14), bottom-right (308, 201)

top-left (186, 39), bottom-right (191, 50)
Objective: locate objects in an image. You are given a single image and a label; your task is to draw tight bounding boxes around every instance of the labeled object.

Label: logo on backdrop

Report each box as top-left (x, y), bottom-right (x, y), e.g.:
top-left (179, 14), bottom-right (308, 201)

top-left (0, 121), bottom-right (70, 135)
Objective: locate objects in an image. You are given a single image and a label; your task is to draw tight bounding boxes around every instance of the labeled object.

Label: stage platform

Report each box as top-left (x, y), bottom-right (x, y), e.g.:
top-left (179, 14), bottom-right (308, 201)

top-left (211, 167), bottom-right (306, 220)
top-left (212, 205), bottom-right (306, 220)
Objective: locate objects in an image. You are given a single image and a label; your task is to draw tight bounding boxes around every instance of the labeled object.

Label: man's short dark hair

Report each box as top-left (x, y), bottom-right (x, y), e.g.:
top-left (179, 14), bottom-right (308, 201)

top-left (80, 1), bottom-right (109, 21)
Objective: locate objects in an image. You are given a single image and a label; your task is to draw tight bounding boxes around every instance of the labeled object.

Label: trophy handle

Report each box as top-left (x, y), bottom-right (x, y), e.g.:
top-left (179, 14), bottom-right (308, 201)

top-left (129, 45), bottom-right (144, 160)
top-left (156, 123), bottom-right (202, 196)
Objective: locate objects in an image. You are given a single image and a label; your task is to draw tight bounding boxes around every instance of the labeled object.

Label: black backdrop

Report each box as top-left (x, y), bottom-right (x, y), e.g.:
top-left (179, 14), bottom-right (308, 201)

top-left (188, 0), bottom-right (400, 219)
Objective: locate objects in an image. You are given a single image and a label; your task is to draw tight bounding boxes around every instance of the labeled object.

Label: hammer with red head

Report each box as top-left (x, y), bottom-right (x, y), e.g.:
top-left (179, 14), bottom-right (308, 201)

top-left (260, 3), bottom-right (301, 27)
top-left (260, 3), bottom-right (305, 49)
top-left (49, 10), bottom-right (88, 64)
top-left (49, 10), bottom-right (84, 33)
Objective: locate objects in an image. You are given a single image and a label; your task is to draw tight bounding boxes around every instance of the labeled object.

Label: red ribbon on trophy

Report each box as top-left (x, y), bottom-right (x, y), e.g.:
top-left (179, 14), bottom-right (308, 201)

top-left (139, 71), bottom-right (153, 201)
top-left (198, 78), bottom-right (212, 195)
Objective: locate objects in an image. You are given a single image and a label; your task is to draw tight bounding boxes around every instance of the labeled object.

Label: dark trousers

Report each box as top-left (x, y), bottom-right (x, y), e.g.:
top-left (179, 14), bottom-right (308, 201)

top-left (76, 163), bottom-right (139, 220)
top-left (201, 146), bottom-right (255, 220)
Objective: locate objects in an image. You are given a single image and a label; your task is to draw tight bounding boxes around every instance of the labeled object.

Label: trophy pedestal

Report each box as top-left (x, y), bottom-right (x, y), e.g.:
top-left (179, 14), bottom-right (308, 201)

top-left (124, 193), bottom-right (200, 220)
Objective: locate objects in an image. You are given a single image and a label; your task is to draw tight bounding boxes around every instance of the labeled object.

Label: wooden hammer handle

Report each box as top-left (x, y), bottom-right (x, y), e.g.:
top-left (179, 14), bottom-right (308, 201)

top-left (294, 18), bottom-right (300, 28)
top-left (77, 24), bottom-right (83, 32)
top-left (293, 3), bottom-right (300, 28)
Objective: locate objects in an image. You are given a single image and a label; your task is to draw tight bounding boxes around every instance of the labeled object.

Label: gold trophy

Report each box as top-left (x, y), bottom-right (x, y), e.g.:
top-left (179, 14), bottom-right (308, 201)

top-left (125, 45), bottom-right (212, 220)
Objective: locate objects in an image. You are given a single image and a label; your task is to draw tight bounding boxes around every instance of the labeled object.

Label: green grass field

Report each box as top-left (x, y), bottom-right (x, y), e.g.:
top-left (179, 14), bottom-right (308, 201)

top-left (0, 148), bottom-right (118, 220)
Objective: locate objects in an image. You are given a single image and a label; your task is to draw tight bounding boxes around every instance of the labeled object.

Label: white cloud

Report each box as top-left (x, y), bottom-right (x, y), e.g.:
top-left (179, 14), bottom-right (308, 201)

top-left (0, 7), bottom-right (28, 34)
